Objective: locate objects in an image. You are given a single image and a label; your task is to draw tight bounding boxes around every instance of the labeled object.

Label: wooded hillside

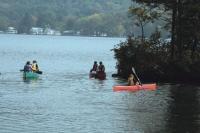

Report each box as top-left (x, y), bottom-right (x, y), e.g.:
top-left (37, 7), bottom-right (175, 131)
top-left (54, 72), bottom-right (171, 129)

top-left (0, 0), bottom-right (132, 36)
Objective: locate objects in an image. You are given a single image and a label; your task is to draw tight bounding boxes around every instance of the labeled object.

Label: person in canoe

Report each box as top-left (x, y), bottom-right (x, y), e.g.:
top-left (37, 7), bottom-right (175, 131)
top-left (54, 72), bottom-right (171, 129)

top-left (24, 61), bottom-right (32, 72)
top-left (128, 74), bottom-right (139, 86)
top-left (32, 60), bottom-right (39, 72)
top-left (98, 61), bottom-right (105, 72)
top-left (90, 61), bottom-right (98, 78)
top-left (97, 61), bottom-right (106, 79)
top-left (32, 60), bottom-right (43, 74)
top-left (90, 61), bottom-right (98, 72)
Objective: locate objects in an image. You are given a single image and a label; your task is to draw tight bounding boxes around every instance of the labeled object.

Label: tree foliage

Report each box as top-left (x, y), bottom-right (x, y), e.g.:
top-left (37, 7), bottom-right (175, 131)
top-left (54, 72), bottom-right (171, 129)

top-left (0, 0), bottom-right (131, 36)
top-left (129, 4), bottom-right (161, 41)
top-left (135, 0), bottom-right (200, 59)
top-left (113, 0), bottom-right (200, 83)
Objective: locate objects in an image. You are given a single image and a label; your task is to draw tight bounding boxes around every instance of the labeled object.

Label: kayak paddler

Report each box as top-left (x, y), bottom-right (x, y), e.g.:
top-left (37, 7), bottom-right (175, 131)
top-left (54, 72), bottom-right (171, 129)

top-left (128, 74), bottom-right (139, 86)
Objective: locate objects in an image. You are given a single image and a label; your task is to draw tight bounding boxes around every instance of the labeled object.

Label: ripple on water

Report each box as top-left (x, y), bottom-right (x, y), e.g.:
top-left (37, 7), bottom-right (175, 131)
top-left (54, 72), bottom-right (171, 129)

top-left (0, 35), bottom-right (200, 133)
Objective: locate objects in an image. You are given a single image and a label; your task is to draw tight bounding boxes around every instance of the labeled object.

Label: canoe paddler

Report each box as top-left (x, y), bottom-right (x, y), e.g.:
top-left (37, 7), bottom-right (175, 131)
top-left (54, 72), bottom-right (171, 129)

top-left (98, 61), bottom-right (105, 72)
top-left (90, 61), bottom-right (98, 73)
top-left (32, 60), bottom-right (39, 72)
top-left (24, 61), bottom-right (32, 72)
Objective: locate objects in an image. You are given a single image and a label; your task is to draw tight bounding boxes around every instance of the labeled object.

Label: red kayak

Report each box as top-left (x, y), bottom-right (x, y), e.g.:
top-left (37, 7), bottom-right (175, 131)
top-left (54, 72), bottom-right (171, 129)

top-left (113, 83), bottom-right (157, 92)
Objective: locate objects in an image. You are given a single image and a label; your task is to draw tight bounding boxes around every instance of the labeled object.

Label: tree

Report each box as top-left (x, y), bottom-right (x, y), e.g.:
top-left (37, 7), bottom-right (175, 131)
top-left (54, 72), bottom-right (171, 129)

top-left (18, 13), bottom-right (34, 34)
top-left (135, 0), bottom-right (200, 60)
top-left (129, 4), bottom-right (160, 42)
top-left (0, 17), bottom-right (9, 31)
top-left (63, 16), bottom-right (77, 31)
top-left (36, 12), bottom-right (56, 29)
top-left (113, 0), bottom-right (200, 82)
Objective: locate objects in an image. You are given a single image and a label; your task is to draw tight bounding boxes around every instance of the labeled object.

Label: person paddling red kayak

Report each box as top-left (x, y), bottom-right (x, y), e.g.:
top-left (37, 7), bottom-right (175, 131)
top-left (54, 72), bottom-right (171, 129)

top-left (113, 66), bottom-right (157, 92)
top-left (127, 74), bottom-right (139, 86)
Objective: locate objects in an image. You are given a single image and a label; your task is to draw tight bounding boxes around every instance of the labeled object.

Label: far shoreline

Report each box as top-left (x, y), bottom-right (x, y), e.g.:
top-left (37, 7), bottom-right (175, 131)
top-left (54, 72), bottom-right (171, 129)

top-left (0, 33), bottom-right (126, 39)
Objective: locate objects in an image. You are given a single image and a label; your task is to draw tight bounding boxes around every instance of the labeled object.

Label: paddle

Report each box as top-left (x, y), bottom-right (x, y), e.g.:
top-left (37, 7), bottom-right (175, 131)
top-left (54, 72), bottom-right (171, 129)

top-left (20, 69), bottom-right (43, 74)
top-left (132, 67), bottom-right (142, 85)
top-left (35, 71), bottom-right (43, 74)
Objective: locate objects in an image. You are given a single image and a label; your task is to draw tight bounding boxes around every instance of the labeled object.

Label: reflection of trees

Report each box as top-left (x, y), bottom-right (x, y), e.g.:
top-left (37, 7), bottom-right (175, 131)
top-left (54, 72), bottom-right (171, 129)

top-left (167, 85), bottom-right (200, 133)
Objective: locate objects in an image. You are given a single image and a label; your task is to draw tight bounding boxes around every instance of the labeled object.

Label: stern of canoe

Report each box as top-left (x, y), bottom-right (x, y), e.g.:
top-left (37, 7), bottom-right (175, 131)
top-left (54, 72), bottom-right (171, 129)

top-left (23, 72), bottom-right (39, 79)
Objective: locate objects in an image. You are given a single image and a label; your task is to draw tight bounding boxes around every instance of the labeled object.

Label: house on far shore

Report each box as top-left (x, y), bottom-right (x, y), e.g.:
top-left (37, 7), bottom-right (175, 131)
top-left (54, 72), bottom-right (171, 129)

top-left (6, 27), bottom-right (17, 34)
top-left (54, 31), bottom-right (61, 36)
top-left (43, 28), bottom-right (61, 36)
top-left (30, 27), bottom-right (61, 36)
top-left (44, 28), bottom-right (54, 35)
top-left (30, 27), bottom-right (43, 35)
top-left (62, 30), bottom-right (75, 36)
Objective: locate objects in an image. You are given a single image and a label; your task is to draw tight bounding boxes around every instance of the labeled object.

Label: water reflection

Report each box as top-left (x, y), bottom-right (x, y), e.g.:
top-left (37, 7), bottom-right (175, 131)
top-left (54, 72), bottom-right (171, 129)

top-left (1, 35), bottom-right (200, 133)
top-left (167, 85), bottom-right (200, 133)
top-left (23, 78), bottom-right (39, 84)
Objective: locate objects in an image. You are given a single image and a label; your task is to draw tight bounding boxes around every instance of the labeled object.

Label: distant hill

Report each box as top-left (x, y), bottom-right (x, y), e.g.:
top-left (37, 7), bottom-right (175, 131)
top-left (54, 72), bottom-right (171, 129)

top-left (0, 0), bottom-right (132, 36)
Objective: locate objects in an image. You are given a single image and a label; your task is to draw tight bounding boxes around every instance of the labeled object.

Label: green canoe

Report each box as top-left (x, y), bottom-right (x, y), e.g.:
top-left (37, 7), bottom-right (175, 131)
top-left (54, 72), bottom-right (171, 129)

top-left (23, 72), bottom-right (39, 79)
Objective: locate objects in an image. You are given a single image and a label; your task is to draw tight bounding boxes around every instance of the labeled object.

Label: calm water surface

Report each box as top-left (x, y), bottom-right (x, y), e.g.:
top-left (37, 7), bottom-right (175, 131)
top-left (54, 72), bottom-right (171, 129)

top-left (0, 34), bottom-right (200, 133)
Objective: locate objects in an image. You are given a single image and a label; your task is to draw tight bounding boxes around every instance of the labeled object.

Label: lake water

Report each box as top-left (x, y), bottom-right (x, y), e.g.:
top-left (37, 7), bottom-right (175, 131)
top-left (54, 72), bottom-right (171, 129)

top-left (0, 34), bottom-right (200, 133)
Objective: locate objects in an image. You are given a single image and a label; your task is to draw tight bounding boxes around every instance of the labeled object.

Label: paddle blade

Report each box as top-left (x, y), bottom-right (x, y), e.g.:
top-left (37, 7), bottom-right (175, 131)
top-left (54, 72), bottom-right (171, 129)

top-left (36, 71), bottom-right (43, 74)
top-left (131, 67), bottom-right (142, 85)
top-left (132, 67), bottom-right (136, 74)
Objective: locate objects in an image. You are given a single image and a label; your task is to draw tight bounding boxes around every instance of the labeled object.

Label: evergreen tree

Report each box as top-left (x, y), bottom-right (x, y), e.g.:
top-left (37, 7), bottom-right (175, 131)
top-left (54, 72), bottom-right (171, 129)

top-left (134, 0), bottom-right (200, 59)
top-left (113, 0), bottom-right (200, 82)
top-left (129, 3), bottom-right (160, 42)
top-left (18, 13), bottom-right (34, 34)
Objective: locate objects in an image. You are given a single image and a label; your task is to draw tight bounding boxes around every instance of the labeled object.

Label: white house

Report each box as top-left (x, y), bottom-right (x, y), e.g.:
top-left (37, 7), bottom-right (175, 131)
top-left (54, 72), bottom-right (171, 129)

top-left (30, 27), bottom-right (43, 35)
top-left (7, 27), bottom-right (17, 34)
top-left (44, 28), bottom-right (55, 35)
